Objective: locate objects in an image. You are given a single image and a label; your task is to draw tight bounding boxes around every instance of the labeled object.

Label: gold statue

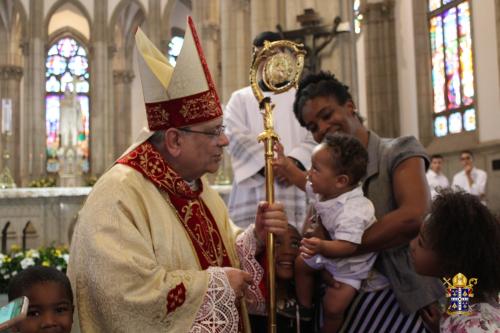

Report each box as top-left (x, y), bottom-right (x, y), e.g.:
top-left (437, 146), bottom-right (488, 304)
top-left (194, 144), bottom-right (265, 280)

top-left (249, 39), bottom-right (305, 332)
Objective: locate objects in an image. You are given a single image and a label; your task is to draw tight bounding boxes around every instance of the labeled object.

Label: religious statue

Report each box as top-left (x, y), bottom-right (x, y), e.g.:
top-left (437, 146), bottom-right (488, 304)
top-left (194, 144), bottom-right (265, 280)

top-left (60, 82), bottom-right (83, 148)
top-left (57, 78), bottom-right (84, 187)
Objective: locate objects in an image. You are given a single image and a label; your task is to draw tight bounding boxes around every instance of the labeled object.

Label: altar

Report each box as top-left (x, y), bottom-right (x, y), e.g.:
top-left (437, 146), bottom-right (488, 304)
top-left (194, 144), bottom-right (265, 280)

top-left (0, 185), bottom-right (232, 251)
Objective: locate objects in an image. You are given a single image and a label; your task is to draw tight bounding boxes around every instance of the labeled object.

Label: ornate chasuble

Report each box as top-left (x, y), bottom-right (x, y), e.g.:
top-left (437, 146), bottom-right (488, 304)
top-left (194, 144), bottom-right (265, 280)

top-left (116, 141), bottom-right (232, 269)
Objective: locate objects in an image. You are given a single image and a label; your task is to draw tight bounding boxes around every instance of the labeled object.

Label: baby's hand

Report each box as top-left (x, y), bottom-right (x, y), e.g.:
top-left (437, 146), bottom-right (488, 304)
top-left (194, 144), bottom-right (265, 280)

top-left (272, 142), bottom-right (292, 186)
top-left (300, 237), bottom-right (323, 258)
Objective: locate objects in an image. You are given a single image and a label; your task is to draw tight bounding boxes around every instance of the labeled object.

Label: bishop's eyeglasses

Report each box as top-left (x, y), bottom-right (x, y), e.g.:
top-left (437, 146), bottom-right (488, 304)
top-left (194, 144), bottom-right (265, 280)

top-left (178, 125), bottom-right (226, 138)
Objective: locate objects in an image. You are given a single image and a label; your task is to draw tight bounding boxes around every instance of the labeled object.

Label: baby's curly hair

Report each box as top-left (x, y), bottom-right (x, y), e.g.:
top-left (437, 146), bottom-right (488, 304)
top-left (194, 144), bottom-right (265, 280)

top-left (322, 133), bottom-right (368, 186)
top-left (424, 189), bottom-right (500, 300)
top-left (293, 71), bottom-right (361, 127)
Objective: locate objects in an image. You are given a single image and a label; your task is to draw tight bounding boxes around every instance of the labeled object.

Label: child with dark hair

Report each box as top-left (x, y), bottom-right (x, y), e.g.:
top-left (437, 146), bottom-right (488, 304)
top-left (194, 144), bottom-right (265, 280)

top-left (8, 266), bottom-right (74, 333)
top-left (286, 133), bottom-right (377, 332)
top-left (410, 189), bottom-right (500, 332)
top-left (249, 224), bottom-right (313, 332)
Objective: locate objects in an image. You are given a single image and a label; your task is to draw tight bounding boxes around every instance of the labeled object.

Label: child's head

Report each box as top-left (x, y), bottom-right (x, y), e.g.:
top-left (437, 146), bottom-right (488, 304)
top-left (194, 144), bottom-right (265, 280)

top-left (275, 224), bottom-right (301, 281)
top-left (308, 133), bottom-right (367, 200)
top-left (410, 189), bottom-right (500, 301)
top-left (8, 266), bottom-right (74, 333)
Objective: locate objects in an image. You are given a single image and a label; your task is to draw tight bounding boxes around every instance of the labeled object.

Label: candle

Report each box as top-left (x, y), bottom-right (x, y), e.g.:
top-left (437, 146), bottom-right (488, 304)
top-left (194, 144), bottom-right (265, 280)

top-left (1, 99), bottom-right (12, 134)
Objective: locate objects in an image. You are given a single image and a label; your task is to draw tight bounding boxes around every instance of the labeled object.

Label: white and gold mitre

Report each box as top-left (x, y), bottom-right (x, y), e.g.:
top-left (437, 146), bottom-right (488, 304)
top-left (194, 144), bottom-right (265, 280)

top-left (135, 16), bottom-right (222, 131)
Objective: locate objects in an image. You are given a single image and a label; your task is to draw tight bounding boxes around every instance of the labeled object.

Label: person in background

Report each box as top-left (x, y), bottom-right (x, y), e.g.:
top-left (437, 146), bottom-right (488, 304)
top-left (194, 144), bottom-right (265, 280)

top-left (452, 150), bottom-right (487, 205)
top-left (426, 154), bottom-right (449, 200)
top-left (224, 31), bottom-right (315, 232)
top-left (8, 266), bottom-right (74, 333)
top-left (410, 189), bottom-right (500, 332)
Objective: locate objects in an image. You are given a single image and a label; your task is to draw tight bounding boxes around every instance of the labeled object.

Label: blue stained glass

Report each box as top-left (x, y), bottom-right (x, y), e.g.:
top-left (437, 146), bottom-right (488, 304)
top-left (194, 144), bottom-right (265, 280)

top-left (463, 109), bottom-right (476, 131)
top-left (429, 0), bottom-right (441, 11)
top-left (60, 72), bottom-right (74, 92)
top-left (430, 16), bottom-right (446, 113)
top-left (168, 36), bottom-right (184, 65)
top-left (75, 80), bottom-right (89, 93)
top-left (434, 116), bottom-right (448, 137)
top-left (58, 38), bottom-right (78, 58)
top-left (48, 45), bottom-right (58, 56)
top-left (443, 0), bottom-right (454, 4)
top-left (46, 76), bottom-right (60, 92)
top-left (443, 8), bottom-right (461, 109)
top-left (77, 47), bottom-right (87, 56)
top-left (68, 56), bottom-right (88, 76)
top-left (46, 55), bottom-right (67, 75)
top-left (458, 2), bottom-right (474, 106)
top-left (449, 112), bottom-right (462, 133)
top-left (45, 95), bottom-right (60, 147)
top-left (45, 37), bottom-right (91, 173)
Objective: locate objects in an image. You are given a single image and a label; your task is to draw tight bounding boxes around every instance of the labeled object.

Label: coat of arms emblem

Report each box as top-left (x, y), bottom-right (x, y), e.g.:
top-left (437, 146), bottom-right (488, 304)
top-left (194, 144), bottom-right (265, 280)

top-left (443, 273), bottom-right (478, 315)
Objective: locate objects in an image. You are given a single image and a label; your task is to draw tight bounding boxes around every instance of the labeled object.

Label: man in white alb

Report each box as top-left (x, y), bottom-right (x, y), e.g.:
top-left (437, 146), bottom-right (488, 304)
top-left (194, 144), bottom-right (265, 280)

top-left (224, 31), bottom-right (315, 232)
top-left (452, 150), bottom-right (487, 204)
top-left (426, 154), bottom-right (449, 199)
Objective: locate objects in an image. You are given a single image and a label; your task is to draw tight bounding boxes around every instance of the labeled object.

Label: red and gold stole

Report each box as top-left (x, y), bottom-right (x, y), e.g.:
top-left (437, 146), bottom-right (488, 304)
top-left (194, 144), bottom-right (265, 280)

top-left (116, 141), bottom-right (232, 269)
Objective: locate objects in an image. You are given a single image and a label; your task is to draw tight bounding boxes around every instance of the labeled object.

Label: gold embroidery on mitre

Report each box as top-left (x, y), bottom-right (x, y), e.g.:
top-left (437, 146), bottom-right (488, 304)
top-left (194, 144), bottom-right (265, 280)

top-left (179, 91), bottom-right (220, 121)
top-left (147, 104), bottom-right (171, 129)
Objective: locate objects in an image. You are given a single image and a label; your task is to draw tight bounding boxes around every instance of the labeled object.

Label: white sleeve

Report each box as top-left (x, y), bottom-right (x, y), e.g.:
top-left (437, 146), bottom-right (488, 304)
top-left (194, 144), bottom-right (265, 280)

top-left (470, 170), bottom-right (487, 196)
top-left (224, 92), bottom-right (264, 184)
top-left (235, 225), bottom-right (266, 315)
top-left (191, 267), bottom-right (239, 332)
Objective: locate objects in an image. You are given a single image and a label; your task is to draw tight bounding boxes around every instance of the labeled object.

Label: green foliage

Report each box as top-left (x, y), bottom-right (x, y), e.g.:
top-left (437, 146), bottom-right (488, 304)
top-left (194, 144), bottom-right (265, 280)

top-left (0, 245), bottom-right (69, 293)
top-left (28, 177), bottom-right (57, 187)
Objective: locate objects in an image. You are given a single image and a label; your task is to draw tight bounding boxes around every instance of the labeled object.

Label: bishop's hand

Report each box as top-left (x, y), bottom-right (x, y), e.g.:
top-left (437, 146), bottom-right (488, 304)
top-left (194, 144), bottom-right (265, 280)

top-left (254, 201), bottom-right (288, 245)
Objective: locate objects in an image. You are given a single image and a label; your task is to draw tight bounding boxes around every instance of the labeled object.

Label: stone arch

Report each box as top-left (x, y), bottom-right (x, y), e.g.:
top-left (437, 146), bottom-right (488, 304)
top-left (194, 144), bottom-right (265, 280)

top-left (109, 0), bottom-right (147, 69)
top-left (47, 27), bottom-right (90, 49)
top-left (44, 0), bottom-right (92, 41)
top-left (161, 0), bottom-right (178, 50)
top-left (0, 0), bottom-right (28, 64)
top-left (109, 0), bottom-right (146, 158)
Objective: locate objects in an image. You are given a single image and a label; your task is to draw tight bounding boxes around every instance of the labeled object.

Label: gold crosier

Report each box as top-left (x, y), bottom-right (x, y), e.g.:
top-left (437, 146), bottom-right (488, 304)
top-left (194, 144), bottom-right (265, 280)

top-left (249, 40), bottom-right (305, 333)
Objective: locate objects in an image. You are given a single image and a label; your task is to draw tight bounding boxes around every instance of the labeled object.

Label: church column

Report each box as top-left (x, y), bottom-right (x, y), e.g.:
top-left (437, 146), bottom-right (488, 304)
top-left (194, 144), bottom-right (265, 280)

top-left (250, 0), bottom-right (279, 39)
top-left (147, 0), bottom-right (162, 47)
top-left (112, 69), bottom-right (134, 157)
top-left (22, 0), bottom-right (45, 184)
top-left (413, 0), bottom-right (433, 146)
top-left (90, 0), bottom-right (112, 174)
top-left (0, 65), bottom-right (23, 183)
top-left (192, 0), bottom-right (221, 90)
top-left (363, 0), bottom-right (400, 138)
top-left (220, 0), bottom-right (252, 102)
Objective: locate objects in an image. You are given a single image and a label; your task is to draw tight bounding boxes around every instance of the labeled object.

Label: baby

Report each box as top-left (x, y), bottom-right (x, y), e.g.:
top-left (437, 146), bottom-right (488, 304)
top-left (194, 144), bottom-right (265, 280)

top-left (295, 133), bottom-right (377, 333)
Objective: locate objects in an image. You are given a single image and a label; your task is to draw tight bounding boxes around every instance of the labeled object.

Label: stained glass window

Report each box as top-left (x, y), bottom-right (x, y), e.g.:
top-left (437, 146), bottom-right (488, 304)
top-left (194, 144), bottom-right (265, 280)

top-left (428, 0), bottom-right (475, 137)
top-left (168, 36), bottom-right (184, 66)
top-left (45, 37), bottom-right (90, 174)
top-left (353, 0), bottom-right (363, 34)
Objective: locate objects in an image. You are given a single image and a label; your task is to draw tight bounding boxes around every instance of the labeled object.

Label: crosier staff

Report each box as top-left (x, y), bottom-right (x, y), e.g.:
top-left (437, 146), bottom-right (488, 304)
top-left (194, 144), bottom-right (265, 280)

top-left (249, 40), bottom-right (305, 333)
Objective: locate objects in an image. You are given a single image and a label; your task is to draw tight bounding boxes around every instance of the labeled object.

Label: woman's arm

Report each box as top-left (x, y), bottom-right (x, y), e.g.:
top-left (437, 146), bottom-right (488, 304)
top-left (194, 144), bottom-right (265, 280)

top-left (357, 157), bottom-right (430, 254)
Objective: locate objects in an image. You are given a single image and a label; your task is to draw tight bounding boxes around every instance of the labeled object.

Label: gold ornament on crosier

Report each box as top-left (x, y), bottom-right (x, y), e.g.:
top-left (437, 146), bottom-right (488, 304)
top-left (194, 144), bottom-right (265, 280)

top-left (249, 39), bottom-right (306, 333)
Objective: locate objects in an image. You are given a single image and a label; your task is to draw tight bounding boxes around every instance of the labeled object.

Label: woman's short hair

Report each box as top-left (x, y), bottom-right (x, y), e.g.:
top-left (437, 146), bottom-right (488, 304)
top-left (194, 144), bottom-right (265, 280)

top-left (293, 71), bottom-right (363, 126)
